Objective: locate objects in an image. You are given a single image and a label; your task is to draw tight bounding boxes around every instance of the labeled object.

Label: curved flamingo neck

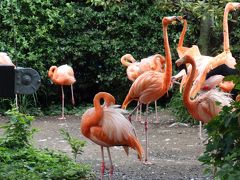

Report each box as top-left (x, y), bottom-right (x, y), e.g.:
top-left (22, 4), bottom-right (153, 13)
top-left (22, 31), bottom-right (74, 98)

top-left (183, 56), bottom-right (196, 107)
top-left (162, 22), bottom-right (172, 88)
top-left (94, 92), bottom-right (115, 110)
top-left (223, 4), bottom-right (231, 52)
top-left (178, 19), bottom-right (187, 49)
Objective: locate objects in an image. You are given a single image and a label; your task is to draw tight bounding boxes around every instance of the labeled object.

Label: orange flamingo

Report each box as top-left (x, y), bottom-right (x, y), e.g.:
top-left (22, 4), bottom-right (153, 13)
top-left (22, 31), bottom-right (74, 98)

top-left (176, 55), bottom-right (233, 137)
top-left (48, 64), bottom-right (76, 119)
top-left (80, 92), bottom-right (143, 180)
top-left (121, 53), bottom-right (165, 123)
top-left (189, 2), bottom-right (240, 97)
top-left (122, 16), bottom-right (179, 164)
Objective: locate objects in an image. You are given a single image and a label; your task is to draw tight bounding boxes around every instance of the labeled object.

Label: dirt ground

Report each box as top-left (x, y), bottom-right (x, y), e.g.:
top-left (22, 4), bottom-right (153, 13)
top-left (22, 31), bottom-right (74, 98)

top-left (0, 110), bottom-right (211, 180)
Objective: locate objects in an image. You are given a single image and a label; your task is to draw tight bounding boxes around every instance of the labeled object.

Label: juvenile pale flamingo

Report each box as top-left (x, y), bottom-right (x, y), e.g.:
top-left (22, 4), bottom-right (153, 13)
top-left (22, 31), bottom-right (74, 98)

top-left (80, 92), bottom-right (143, 180)
top-left (176, 55), bottom-right (233, 138)
top-left (121, 53), bottom-right (166, 123)
top-left (122, 16), bottom-right (179, 164)
top-left (48, 64), bottom-right (76, 119)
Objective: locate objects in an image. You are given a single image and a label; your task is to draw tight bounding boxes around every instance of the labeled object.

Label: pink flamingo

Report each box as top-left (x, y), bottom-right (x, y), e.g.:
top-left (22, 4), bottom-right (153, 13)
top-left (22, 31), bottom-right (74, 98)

top-left (176, 55), bottom-right (233, 138)
top-left (122, 16), bottom-right (179, 164)
top-left (48, 64), bottom-right (76, 119)
top-left (121, 53), bottom-right (165, 123)
top-left (80, 92), bottom-right (143, 180)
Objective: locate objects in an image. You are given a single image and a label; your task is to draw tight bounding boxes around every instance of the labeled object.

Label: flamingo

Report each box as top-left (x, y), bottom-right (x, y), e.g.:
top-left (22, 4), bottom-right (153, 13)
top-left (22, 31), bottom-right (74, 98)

top-left (121, 53), bottom-right (166, 123)
top-left (188, 2), bottom-right (240, 98)
top-left (122, 16), bottom-right (179, 164)
top-left (80, 92), bottom-right (143, 180)
top-left (175, 55), bottom-right (233, 138)
top-left (48, 64), bottom-right (76, 119)
top-left (0, 52), bottom-right (15, 67)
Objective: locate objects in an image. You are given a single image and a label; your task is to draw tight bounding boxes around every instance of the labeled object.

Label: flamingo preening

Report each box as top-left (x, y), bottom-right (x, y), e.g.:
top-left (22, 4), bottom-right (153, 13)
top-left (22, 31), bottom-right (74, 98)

top-left (48, 64), bottom-right (76, 119)
top-left (80, 92), bottom-right (143, 180)
top-left (121, 53), bottom-right (166, 123)
top-left (122, 16), bottom-right (180, 164)
top-left (176, 55), bottom-right (233, 138)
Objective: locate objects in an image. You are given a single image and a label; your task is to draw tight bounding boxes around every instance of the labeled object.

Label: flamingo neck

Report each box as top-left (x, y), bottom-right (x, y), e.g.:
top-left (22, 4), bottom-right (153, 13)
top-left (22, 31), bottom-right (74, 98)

top-left (178, 19), bottom-right (187, 49)
top-left (183, 58), bottom-right (196, 108)
top-left (163, 24), bottom-right (172, 88)
top-left (223, 5), bottom-right (231, 52)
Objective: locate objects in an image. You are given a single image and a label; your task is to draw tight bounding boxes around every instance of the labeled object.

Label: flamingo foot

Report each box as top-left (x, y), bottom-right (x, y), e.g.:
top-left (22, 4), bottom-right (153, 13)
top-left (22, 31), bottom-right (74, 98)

top-left (143, 160), bottom-right (154, 165)
top-left (58, 116), bottom-right (66, 120)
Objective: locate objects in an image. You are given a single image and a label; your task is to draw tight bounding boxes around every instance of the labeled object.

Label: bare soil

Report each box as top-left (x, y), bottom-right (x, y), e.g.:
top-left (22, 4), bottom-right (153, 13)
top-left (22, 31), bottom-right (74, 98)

top-left (0, 110), bottom-right (211, 179)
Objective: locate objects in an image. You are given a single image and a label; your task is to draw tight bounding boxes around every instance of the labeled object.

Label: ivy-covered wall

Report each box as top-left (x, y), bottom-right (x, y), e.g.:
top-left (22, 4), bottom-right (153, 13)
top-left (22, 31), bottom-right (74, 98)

top-left (0, 0), bottom-right (239, 108)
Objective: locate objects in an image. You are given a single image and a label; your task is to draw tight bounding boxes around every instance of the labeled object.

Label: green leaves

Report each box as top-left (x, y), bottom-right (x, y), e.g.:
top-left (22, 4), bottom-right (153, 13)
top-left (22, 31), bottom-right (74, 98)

top-left (199, 101), bottom-right (240, 179)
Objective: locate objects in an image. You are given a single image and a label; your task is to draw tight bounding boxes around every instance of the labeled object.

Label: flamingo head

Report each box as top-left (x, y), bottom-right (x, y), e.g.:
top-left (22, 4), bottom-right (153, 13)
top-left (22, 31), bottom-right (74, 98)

top-left (120, 54), bottom-right (136, 67)
top-left (226, 2), bottom-right (240, 11)
top-left (175, 56), bottom-right (190, 74)
top-left (162, 16), bottom-right (183, 26)
top-left (48, 66), bottom-right (57, 78)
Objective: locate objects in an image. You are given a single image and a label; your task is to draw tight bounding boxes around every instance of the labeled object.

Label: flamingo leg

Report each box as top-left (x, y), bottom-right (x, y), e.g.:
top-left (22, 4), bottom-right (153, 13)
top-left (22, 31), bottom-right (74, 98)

top-left (15, 94), bottom-right (19, 111)
top-left (70, 84), bottom-right (75, 105)
top-left (100, 146), bottom-right (105, 180)
top-left (199, 121), bottom-right (203, 140)
top-left (128, 103), bottom-right (141, 123)
top-left (154, 100), bottom-right (159, 123)
top-left (59, 85), bottom-right (66, 119)
top-left (107, 147), bottom-right (114, 180)
top-left (143, 104), bottom-right (152, 165)
top-left (135, 101), bottom-right (140, 121)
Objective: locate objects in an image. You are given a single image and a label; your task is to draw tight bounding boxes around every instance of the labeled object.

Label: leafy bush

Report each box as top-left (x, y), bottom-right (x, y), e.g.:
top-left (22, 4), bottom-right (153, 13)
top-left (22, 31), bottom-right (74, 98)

top-left (198, 102), bottom-right (240, 179)
top-left (0, 109), bottom-right (93, 179)
top-left (0, 108), bottom-right (36, 149)
top-left (0, 147), bottom-right (93, 179)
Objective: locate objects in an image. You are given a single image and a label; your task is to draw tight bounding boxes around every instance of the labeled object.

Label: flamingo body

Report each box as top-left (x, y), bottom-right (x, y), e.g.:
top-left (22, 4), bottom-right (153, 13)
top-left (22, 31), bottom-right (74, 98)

top-left (80, 92), bottom-right (143, 179)
top-left (48, 64), bottom-right (76, 119)
top-left (48, 64), bottom-right (76, 85)
top-left (0, 52), bottom-right (15, 67)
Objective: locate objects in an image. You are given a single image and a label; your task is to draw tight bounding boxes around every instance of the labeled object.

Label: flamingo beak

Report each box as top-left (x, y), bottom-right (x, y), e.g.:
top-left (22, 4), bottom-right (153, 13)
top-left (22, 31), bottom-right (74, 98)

top-left (175, 58), bottom-right (187, 74)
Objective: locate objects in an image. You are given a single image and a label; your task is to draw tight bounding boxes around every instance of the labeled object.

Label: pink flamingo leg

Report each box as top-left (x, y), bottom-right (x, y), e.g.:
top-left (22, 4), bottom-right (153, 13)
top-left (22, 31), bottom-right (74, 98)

top-left (59, 85), bottom-right (66, 119)
top-left (128, 103), bottom-right (141, 123)
top-left (100, 146), bottom-right (105, 180)
top-left (135, 101), bottom-right (140, 121)
top-left (143, 104), bottom-right (152, 165)
top-left (154, 100), bottom-right (159, 123)
top-left (70, 84), bottom-right (75, 105)
top-left (107, 148), bottom-right (114, 180)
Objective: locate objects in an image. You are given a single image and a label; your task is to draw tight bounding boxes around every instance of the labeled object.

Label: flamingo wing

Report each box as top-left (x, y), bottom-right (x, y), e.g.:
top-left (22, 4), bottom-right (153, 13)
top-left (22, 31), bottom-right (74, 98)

top-left (196, 89), bottom-right (233, 123)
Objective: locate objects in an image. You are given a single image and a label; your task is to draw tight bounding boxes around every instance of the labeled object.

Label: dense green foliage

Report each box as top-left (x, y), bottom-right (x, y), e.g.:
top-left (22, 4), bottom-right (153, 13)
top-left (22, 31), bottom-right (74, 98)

top-left (0, 109), bottom-right (93, 179)
top-left (0, 147), bottom-right (92, 179)
top-left (199, 102), bottom-right (240, 179)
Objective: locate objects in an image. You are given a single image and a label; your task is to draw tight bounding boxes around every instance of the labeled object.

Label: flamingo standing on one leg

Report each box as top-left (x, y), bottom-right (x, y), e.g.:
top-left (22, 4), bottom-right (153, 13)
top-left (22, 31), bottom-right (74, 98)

top-left (48, 64), bottom-right (76, 119)
top-left (175, 55), bottom-right (233, 138)
top-left (80, 92), bottom-right (143, 180)
top-left (122, 16), bottom-right (179, 164)
top-left (121, 53), bottom-right (166, 123)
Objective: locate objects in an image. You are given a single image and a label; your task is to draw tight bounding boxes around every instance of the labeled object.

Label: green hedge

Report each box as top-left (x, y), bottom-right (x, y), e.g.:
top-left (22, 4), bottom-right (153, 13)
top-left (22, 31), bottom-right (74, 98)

top-left (0, 0), bottom-right (239, 109)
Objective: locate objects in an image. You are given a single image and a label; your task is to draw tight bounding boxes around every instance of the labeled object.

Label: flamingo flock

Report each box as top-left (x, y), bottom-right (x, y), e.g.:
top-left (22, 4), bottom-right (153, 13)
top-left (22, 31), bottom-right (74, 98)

top-left (43, 2), bottom-right (239, 179)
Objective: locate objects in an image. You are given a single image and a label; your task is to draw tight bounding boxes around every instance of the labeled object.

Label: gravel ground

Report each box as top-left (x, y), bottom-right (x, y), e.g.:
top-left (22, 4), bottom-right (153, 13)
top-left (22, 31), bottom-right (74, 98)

top-left (26, 110), bottom-right (211, 180)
